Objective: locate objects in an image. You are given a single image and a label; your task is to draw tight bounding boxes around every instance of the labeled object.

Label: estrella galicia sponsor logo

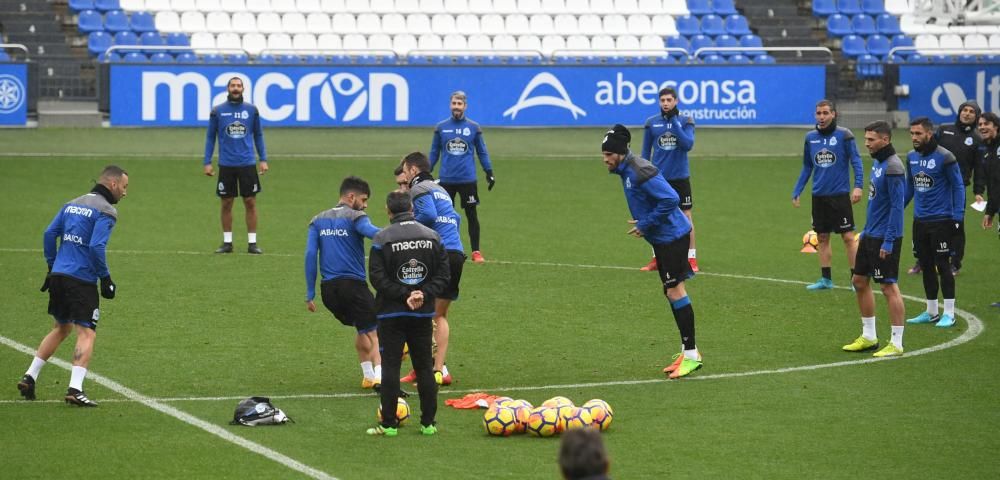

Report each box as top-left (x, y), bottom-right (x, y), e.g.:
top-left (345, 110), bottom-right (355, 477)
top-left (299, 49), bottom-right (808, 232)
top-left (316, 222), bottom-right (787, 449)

top-left (913, 171), bottom-right (933, 192)
top-left (657, 132), bottom-right (677, 151)
top-left (227, 120), bottom-right (247, 138)
top-left (0, 74), bottom-right (25, 114)
top-left (446, 137), bottom-right (468, 155)
top-left (397, 258), bottom-right (428, 285)
top-left (503, 72), bottom-right (586, 120)
top-left (814, 148), bottom-right (836, 167)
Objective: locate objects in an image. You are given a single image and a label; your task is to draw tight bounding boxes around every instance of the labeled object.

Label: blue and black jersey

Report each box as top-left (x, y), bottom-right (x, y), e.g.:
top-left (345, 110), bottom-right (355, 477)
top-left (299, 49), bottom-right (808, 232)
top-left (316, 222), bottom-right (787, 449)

top-left (304, 204), bottom-right (381, 302)
top-left (204, 100), bottom-right (267, 167)
top-left (408, 172), bottom-right (464, 252)
top-left (642, 112), bottom-right (695, 181)
top-left (792, 125), bottom-right (864, 199)
top-left (904, 142), bottom-right (965, 222)
top-left (612, 152), bottom-right (691, 246)
top-left (43, 188), bottom-right (118, 284)
top-left (863, 145), bottom-right (906, 250)
top-left (429, 116), bottom-right (492, 184)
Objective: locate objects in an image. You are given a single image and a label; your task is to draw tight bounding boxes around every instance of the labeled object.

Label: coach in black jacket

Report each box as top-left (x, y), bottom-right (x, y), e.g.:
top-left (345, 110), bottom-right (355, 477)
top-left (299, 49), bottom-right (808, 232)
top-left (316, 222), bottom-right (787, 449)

top-left (368, 190), bottom-right (450, 435)
top-left (979, 112), bottom-right (1000, 234)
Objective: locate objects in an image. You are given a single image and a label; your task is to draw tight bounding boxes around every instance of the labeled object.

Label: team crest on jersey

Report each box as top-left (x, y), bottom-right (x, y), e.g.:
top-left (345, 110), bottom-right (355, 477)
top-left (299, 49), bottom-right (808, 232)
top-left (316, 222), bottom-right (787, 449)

top-left (873, 167), bottom-right (883, 178)
top-left (624, 177), bottom-right (632, 189)
top-left (463, 127), bottom-right (471, 136)
top-left (814, 148), bottom-right (836, 168)
top-left (965, 137), bottom-right (974, 146)
top-left (926, 159), bottom-right (936, 170)
top-left (829, 137), bottom-right (838, 146)
top-left (227, 121), bottom-right (247, 139)
top-left (398, 258), bottom-right (428, 285)
top-left (447, 137), bottom-right (469, 155)
top-left (913, 171), bottom-right (933, 192)
top-left (657, 132), bottom-right (677, 150)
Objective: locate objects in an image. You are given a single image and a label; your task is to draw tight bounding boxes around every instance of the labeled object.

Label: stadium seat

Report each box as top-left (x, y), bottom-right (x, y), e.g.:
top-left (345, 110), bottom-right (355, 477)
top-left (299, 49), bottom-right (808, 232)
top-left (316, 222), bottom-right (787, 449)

top-left (914, 33), bottom-right (938, 51)
top-left (639, 34), bottom-right (665, 51)
top-left (651, 14), bottom-right (678, 36)
top-left (256, 53), bottom-right (277, 63)
top-left (590, 0), bottom-right (614, 15)
top-left (140, 31), bottom-right (166, 53)
top-left (453, 13), bottom-right (479, 35)
top-left (303, 53), bottom-right (327, 63)
top-left (155, 11), bottom-right (181, 32)
top-left (885, 0), bottom-right (911, 15)
top-left (851, 14), bottom-right (876, 36)
top-left (687, 0), bottom-right (711, 15)
top-left (701, 14), bottom-right (726, 36)
top-left (862, 0), bottom-right (885, 15)
top-left (690, 34), bottom-right (714, 55)
top-left (392, 33), bottom-right (417, 55)
top-left (494, 0), bottom-right (517, 14)
top-left (267, 32), bottom-right (293, 52)
top-left (714, 34), bottom-right (738, 56)
top-left (506, 14), bottom-right (531, 36)
top-left (180, 11), bottom-right (207, 33)
top-left (297, 0), bottom-right (322, 11)
top-left (518, 34), bottom-right (542, 52)
top-left (356, 13), bottom-right (381, 34)
top-left (165, 31), bottom-right (189, 54)
top-left (247, 0), bottom-right (273, 12)
top-left (467, 0), bottom-right (492, 13)
top-left (145, 0), bottom-right (171, 11)
top-left (78, 10), bottom-right (103, 34)
top-left (221, 0), bottom-right (246, 11)
top-left (939, 33), bottom-right (963, 53)
top-left (813, 0), bottom-right (836, 16)
top-left (331, 13), bottom-right (358, 34)
top-left (838, 0), bottom-right (862, 16)
top-left (625, 16), bottom-right (654, 37)
top-left (467, 33), bottom-right (492, 50)
top-left (615, 34), bottom-right (640, 51)
top-left (305, 12), bottom-right (331, 33)
top-left (150, 52), bottom-right (175, 63)
top-left (591, 34), bottom-right (615, 52)
top-left (242, 32), bottom-right (267, 54)
top-left (0, 50), bottom-right (9, 62)
top-left (123, 51), bottom-right (147, 62)
top-left (176, 51), bottom-right (198, 62)
top-left (408, 14), bottom-right (433, 35)
top-left (368, 33), bottom-right (393, 50)
top-left (538, 34), bottom-right (564, 55)
top-left (905, 53), bottom-right (929, 63)
top-left (603, 14), bottom-right (628, 36)
top-left (702, 53), bottom-right (724, 63)
top-left (990, 33), bottom-right (1000, 48)
top-left (418, 33), bottom-right (443, 50)
top-left (205, 12), bottom-right (232, 33)
top-left (540, 0), bottom-right (564, 14)
top-left (740, 34), bottom-right (764, 55)
top-left (665, 35), bottom-right (689, 55)
top-left (662, 0), bottom-right (687, 15)
top-left (197, 0), bottom-right (224, 11)
top-left (966, 33), bottom-right (988, 50)
top-left (492, 33), bottom-right (517, 51)
top-left (369, 0), bottom-right (392, 13)
top-left (867, 34), bottom-right (890, 57)
top-left (578, 14), bottom-right (603, 35)
top-left (728, 53), bottom-right (751, 64)
top-left (70, 0), bottom-right (96, 13)
top-left (230, 12), bottom-right (256, 32)
top-left (549, 14), bottom-right (575, 35)
top-left (614, 0), bottom-right (640, 14)
top-left (318, 33), bottom-right (343, 50)
top-left (120, 0), bottom-right (143, 10)
top-left (394, 0), bottom-right (418, 13)
top-left (173, 0), bottom-right (197, 10)
top-left (927, 54), bottom-right (952, 63)
top-left (954, 54), bottom-right (978, 63)
top-left (342, 33), bottom-right (366, 50)
top-left (283, 12), bottom-right (309, 32)
top-left (216, 32), bottom-right (242, 51)
top-left (258, 12), bottom-right (283, 34)
top-left (890, 33), bottom-right (914, 56)
top-left (566, 34), bottom-right (590, 50)
top-left (676, 15), bottom-right (699, 36)
top-left (876, 14), bottom-right (901, 35)
top-left (378, 13), bottom-right (403, 34)
top-left (95, 0), bottom-right (121, 12)
top-left (714, 0), bottom-right (737, 15)
top-left (130, 11), bottom-right (156, 32)
top-left (725, 15), bottom-right (751, 36)
top-left (753, 53), bottom-right (776, 63)
top-left (198, 53), bottom-right (222, 63)
top-left (841, 34), bottom-right (866, 57)
top-left (434, 14), bottom-right (458, 34)
top-left (114, 30), bottom-right (139, 48)
top-left (277, 54), bottom-right (301, 63)
top-left (826, 14), bottom-right (851, 37)
top-left (97, 51), bottom-right (123, 62)
top-left (293, 33), bottom-right (319, 50)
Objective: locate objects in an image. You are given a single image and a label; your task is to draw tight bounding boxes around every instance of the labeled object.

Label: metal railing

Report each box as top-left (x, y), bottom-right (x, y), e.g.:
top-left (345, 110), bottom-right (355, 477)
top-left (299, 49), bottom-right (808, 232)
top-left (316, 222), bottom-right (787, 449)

top-left (407, 48), bottom-right (543, 58)
top-left (550, 47), bottom-right (688, 58)
top-left (259, 47), bottom-right (398, 58)
top-left (691, 46), bottom-right (834, 62)
top-left (0, 43), bottom-right (30, 60)
top-left (887, 45), bottom-right (1000, 59)
top-left (102, 45), bottom-right (250, 61)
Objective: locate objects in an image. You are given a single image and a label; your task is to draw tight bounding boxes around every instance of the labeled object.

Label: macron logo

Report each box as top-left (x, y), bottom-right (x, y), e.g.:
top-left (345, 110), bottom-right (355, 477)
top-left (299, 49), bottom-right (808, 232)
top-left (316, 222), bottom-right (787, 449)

top-left (503, 73), bottom-right (586, 120)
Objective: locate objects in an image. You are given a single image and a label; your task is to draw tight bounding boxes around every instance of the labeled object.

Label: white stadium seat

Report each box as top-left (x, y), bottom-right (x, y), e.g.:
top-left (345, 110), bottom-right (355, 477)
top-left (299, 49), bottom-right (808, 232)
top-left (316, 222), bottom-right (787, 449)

top-left (638, 0), bottom-right (661, 13)
top-left (293, 33), bottom-right (318, 50)
top-left (602, 14), bottom-right (628, 36)
top-left (564, 0), bottom-right (589, 14)
top-left (445, 0), bottom-right (469, 13)
top-left (242, 32), bottom-right (267, 54)
top-left (640, 34), bottom-right (665, 51)
top-left (267, 33), bottom-right (293, 52)
top-left (990, 33), bottom-right (1000, 48)
top-left (317, 33), bottom-right (343, 50)
top-left (913, 34), bottom-right (939, 51)
top-left (480, 14), bottom-right (505, 35)
top-left (396, 0), bottom-right (421, 13)
top-left (171, 0), bottom-right (197, 11)
top-left (180, 11), bottom-right (207, 34)
top-left (321, 0), bottom-right (346, 13)
top-left (565, 34), bottom-right (590, 50)
top-left (220, 0), bottom-right (245, 12)
top-left (578, 14), bottom-right (603, 35)
top-left (382, 13), bottom-right (408, 34)
top-left (343, 33), bottom-right (368, 50)
top-left (432, 14), bottom-right (456, 34)
top-left (368, 33), bottom-right (393, 50)
top-left (651, 14), bottom-right (677, 36)
top-left (591, 34), bottom-right (614, 51)
top-left (468, 0), bottom-right (493, 14)
top-left (371, 0), bottom-right (395, 13)
top-left (407, 13), bottom-right (432, 35)
top-left (885, 0), bottom-right (913, 15)
top-left (206, 11), bottom-right (233, 32)
top-left (553, 14), bottom-right (577, 35)
top-left (965, 33), bottom-right (988, 49)
top-left (145, 0), bottom-right (172, 12)
top-left (392, 33), bottom-right (417, 55)
top-left (120, 0), bottom-right (145, 11)
top-left (332, 13), bottom-right (358, 34)
top-left (246, 0), bottom-right (272, 13)
top-left (492, 34), bottom-right (517, 51)
top-left (627, 14), bottom-right (653, 36)
top-left (356, 13), bottom-right (382, 34)
top-left (615, 0), bottom-right (641, 14)
top-left (442, 33), bottom-right (468, 50)
top-left (467, 33), bottom-right (491, 49)
top-left (591, 0), bottom-right (614, 15)
top-left (540, 34), bottom-right (564, 55)
top-left (282, 12), bottom-right (308, 32)
top-left (216, 32), bottom-right (242, 50)
top-left (257, 12), bottom-right (283, 34)
top-left (518, 0), bottom-right (542, 14)
top-left (540, 0), bottom-right (564, 14)
top-left (456, 14), bottom-right (481, 35)
top-left (494, 0), bottom-right (518, 14)
top-left (345, 0), bottom-right (371, 13)
top-left (420, 0), bottom-right (446, 14)
top-left (306, 13), bottom-right (331, 33)
top-left (273, 1), bottom-right (299, 13)
top-left (517, 34), bottom-right (542, 52)
top-left (938, 33), bottom-right (963, 54)
top-left (297, 0), bottom-right (323, 12)
top-left (231, 11), bottom-right (257, 32)
top-left (418, 33), bottom-right (443, 50)
top-left (155, 11), bottom-right (181, 32)
top-left (505, 14), bottom-right (531, 35)
top-left (615, 34), bottom-right (640, 51)
top-left (529, 14), bottom-right (553, 35)
top-left (662, 0), bottom-right (687, 15)
top-left (190, 32), bottom-right (216, 53)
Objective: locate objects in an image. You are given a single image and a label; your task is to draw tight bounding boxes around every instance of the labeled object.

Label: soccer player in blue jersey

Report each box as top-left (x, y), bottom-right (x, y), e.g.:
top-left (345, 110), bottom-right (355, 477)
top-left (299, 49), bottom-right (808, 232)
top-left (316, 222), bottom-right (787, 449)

top-left (429, 91), bottom-right (494, 264)
top-left (204, 77), bottom-right (269, 254)
top-left (604, 124), bottom-right (702, 378)
top-left (397, 152), bottom-right (465, 386)
top-left (641, 87), bottom-right (699, 272)
top-left (17, 166), bottom-right (129, 406)
top-left (932, 101), bottom-right (982, 274)
top-left (843, 122), bottom-right (907, 358)
top-left (791, 100), bottom-right (865, 290)
top-left (903, 118), bottom-right (965, 328)
top-left (305, 176), bottom-right (383, 390)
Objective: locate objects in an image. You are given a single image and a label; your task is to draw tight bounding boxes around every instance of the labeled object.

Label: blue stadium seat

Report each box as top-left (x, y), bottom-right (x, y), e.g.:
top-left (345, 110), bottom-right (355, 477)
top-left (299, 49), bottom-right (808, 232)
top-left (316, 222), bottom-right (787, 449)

top-left (701, 14), bottom-right (726, 36)
top-left (603, 55), bottom-right (629, 65)
top-left (278, 54), bottom-right (302, 64)
top-left (813, 0), bottom-right (837, 16)
top-left (753, 53), bottom-right (776, 64)
top-left (113, 31), bottom-right (138, 50)
top-left (87, 31), bottom-right (112, 56)
top-left (955, 54), bottom-right (978, 63)
top-left (890, 34), bottom-right (914, 57)
top-left (702, 53), bottom-right (725, 64)
top-left (688, 0), bottom-right (712, 15)
top-left (256, 54), bottom-right (277, 64)
top-left (165, 32), bottom-right (189, 54)
top-left (838, 0), bottom-right (863, 15)
top-left (841, 34), bottom-right (866, 57)
top-left (725, 15), bottom-right (751, 36)
top-left (480, 55), bottom-right (504, 65)
top-left (176, 52), bottom-right (198, 63)
top-left (740, 34), bottom-right (764, 55)
top-left (905, 53), bottom-right (929, 63)
top-left (105, 10), bottom-right (130, 33)
top-left (855, 54), bottom-right (878, 78)
top-left (876, 14), bottom-right (901, 35)
top-left (666, 35), bottom-right (691, 55)
top-left (94, 0), bottom-right (120, 12)
top-left (229, 53), bottom-right (250, 63)
top-left (305, 54), bottom-right (327, 64)
top-left (827, 14), bottom-right (851, 37)
top-left (97, 51), bottom-right (121, 62)
top-left (150, 52), bottom-right (174, 63)
top-left (851, 14), bottom-right (876, 36)
top-left (130, 11), bottom-right (156, 33)
top-left (888, 53), bottom-right (906, 63)
top-left (139, 32), bottom-right (165, 54)
top-left (715, 34), bottom-right (739, 56)
top-left (69, 0), bottom-right (96, 13)
top-left (554, 55), bottom-right (577, 65)
top-left (867, 34), bottom-right (890, 57)
top-left (713, 0), bottom-right (738, 16)
top-left (77, 10), bottom-right (103, 34)
top-left (862, 0), bottom-right (886, 15)
top-left (983, 55), bottom-right (1000, 62)
top-left (690, 34), bottom-right (714, 55)
top-left (676, 15), bottom-right (700, 36)
top-left (408, 54), bottom-right (430, 64)
top-left (653, 54), bottom-right (677, 64)
top-left (200, 53), bottom-right (223, 63)
top-left (123, 52), bottom-right (147, 63)
top-left (728, 53), bottom-right (751, 64)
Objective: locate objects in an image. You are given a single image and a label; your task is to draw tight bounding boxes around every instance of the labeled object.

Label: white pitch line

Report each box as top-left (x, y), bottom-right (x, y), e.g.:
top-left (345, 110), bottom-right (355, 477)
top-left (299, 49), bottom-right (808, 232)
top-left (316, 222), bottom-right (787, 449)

top-left (0, 336), bottom-right (338, 480)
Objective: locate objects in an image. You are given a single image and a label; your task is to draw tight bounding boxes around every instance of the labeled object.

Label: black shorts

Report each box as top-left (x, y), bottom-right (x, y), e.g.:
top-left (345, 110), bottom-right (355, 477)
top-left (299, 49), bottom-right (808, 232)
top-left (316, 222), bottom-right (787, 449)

top-left (320, 278), bottom-right (376, 333)
top-left (667, 178), bottom-right (693, 210)
top-left (47, 275), bottom-right (100, 329)
top-left (811, 194), bottom-right (855, 234)
top-left (441, 182), bottom-right (479, 208)
top-left (439, 250), bottom-right (466, 301)
top-left (217, 165), bottom-right (261, 198)
top-left (653, 234), bottom-right (694, 290)
top-left (854, 236), bottom-right (902, 284)
top-left (912, 219), bottom-right (954, 262)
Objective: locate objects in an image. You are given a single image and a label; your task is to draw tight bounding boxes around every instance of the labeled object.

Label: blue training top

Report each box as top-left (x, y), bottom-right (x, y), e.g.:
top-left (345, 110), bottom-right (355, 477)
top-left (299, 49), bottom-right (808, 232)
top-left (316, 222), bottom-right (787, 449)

top-left (44, 190), bottom-right (118, 284)
top-left (204, 100), bottom-right (267, 167)
top-left (641, 112), bottom-right (695, 181)
top-left (904, 144), bottom-right (965, 222)
top-left (792, 126), bottom-right (864, 199)
top-left (612, 152), bottom-right (692, 246)
top-left (429, 116), bottom-right (492, 184)
top-left (863, 147), bottom-right (906, 251)
top-left (304, 204), bottom-right (380, 301)
top-left (408, 173), bottom-right (464, 252)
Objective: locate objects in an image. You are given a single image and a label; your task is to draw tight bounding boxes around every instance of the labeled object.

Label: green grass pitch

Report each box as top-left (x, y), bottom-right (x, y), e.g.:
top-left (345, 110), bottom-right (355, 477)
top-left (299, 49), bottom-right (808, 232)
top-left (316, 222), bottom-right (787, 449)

top-left (0, 127), bottom-right (997, 479)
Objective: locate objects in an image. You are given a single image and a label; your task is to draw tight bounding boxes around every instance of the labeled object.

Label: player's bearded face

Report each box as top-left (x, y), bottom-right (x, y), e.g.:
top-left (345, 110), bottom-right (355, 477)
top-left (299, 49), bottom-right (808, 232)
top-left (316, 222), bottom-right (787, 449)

top-left (451, 98), bottom-right (466, 119)
top-left (602, 152), bottom-right (621, 171)
top-left (227, 81), bottom-right (243, 102)
top-left (910, 127), bottom-right (931, 149)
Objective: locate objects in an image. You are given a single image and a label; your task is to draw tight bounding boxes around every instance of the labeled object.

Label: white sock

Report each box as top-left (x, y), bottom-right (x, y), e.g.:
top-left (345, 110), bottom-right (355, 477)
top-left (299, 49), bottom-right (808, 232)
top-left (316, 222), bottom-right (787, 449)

top-left (943, 299), bottom-right (955, 317)
top-left (862, 316), bottom-right (877, 340)
top-left (688, 249), bottom-right (696, 259)
top-left (69, 366), bottom-right (87, 391)
top-left (441, 364), bottom-right (450, 376)
top-left (926, 299), bottom-right (938, 315)
top-left (373, 364), bottom-right (382, 381)
top-left (223, 231), bottom-right (233, 243)
top-left (26, 356), bottom-right (46, 380)
top-left (683, 347), bottom-right (700, 361)
top-left (248, 232), bottom-right (257, 244)
top-left (890, 326), bottom-right (904, 350)
top-left (361, 361), bottom-right (375, 379)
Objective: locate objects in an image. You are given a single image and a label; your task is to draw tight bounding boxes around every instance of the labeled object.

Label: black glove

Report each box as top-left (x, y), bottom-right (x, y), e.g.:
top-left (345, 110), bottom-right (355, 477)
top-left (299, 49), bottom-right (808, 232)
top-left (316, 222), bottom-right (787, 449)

top-left (40, 269), bottom-right (51, 293)
top-left (665, 107), bottom-right (680, 119)
top-left (953, 220), bottom-right (963, 235)
top-left (485, 170), bottom-right (495, 191)
top-left (100, 276), bottom-right (116, 299)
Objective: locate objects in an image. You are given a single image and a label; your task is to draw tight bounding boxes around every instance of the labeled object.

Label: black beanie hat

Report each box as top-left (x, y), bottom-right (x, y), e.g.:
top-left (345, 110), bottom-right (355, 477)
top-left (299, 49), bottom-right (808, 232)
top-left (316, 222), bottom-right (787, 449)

top-left (601, 124), bottom-right (631, 155)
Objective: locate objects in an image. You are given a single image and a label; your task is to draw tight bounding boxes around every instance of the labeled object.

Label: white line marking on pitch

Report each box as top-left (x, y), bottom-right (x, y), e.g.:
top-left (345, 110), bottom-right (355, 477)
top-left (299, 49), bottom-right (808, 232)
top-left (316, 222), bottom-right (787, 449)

top-left (0, 336), bottom-right (338, 480)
